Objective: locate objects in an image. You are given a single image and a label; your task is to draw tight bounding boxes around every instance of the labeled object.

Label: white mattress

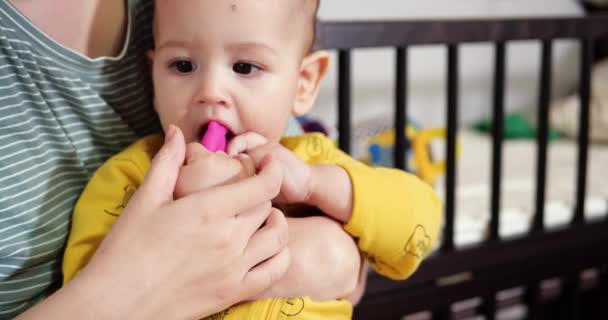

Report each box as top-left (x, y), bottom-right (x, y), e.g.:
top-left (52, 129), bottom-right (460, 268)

top-left (434, 130), bottom-right (608, 248)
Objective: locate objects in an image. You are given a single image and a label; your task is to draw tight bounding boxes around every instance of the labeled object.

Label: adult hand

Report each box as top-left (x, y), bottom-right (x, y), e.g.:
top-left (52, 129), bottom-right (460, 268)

top-left (174, 142), bottom-right (255, 199)
top-left (254, 216), bottom-right (361, 302)
top-left (20, 126), bottom-right (290, 320)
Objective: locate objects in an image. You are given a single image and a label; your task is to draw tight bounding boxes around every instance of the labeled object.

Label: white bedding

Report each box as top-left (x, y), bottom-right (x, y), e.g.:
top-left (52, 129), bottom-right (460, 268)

top-left (434, 130), bottom-right (608, 247)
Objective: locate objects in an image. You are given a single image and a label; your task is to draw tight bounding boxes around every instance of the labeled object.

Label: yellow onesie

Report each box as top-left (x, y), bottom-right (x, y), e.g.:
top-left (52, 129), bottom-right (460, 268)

top-left (63, 133), bottom-right (442, 319)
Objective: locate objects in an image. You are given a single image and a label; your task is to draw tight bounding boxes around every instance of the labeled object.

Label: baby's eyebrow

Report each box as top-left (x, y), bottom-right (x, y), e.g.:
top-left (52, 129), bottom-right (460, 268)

top-left (157, 40), bottom-right (192, 51)
top-left (226, 42), bottom-right (278, 57)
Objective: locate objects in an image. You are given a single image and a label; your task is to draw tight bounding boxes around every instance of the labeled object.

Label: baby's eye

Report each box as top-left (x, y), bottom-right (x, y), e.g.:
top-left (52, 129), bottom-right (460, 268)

top-left (169, 59), bottom-right (196, 74)
top-left (232, 62), bottom-right (261, 76)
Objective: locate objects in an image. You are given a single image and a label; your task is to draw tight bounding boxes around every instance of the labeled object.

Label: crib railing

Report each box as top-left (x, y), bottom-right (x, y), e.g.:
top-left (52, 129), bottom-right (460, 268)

top-left (316, 16), bottom-right (608, 319)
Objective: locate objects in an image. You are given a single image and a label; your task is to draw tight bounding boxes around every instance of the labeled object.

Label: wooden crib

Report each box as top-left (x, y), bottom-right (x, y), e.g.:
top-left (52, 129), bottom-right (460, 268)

top-left (316, 14), bottom-right (608, 320)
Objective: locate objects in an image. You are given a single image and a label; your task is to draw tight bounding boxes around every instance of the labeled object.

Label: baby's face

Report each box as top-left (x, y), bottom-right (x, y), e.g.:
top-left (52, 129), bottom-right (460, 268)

top-left (151, 0), bottom-right (312, 144)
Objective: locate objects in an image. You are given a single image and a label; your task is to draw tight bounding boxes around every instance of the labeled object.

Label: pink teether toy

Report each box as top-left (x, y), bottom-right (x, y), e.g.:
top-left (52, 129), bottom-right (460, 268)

top-left (200, 121), bottom-right (228, 152)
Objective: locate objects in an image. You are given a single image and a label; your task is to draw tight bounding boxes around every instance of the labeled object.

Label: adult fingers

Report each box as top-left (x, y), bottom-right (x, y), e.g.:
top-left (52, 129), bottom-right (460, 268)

top-left (242, 208), bottom-right (289, 268)
top-left (240, 249), bottom-right (290, 300)
top-left (176, 156), bottom-right (283, 218)
top-left (232, 201), bottom-right (273, 245)
top-left (130, 125), bottom-right (186, 210)
top-left (222, 207), bottom-right (289, 302)
top-left (227, 132), bottom-right (268, 156)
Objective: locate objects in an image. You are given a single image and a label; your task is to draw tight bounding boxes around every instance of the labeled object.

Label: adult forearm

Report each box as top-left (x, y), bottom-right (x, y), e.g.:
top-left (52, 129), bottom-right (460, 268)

top-left (17, 270), bottom-right (125, 320)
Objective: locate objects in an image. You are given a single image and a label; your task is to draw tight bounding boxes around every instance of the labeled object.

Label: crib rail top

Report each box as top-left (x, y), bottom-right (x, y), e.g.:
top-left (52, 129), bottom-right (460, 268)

top-left (316, 15), bottom-right (608, 49)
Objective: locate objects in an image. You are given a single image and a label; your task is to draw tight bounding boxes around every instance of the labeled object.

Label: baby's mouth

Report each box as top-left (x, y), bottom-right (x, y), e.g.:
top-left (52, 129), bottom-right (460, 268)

top-left (198, 121), bottom-right (235, 152)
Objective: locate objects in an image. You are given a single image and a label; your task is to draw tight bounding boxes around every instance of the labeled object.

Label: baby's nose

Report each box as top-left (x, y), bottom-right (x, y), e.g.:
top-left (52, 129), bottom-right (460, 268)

top-left (195, 78), bottom-right (228, 107)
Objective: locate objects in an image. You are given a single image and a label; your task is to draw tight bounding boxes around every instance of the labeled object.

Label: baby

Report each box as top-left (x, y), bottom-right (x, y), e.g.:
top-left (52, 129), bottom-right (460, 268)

top-left (62, 1), bottom-right (442, 319)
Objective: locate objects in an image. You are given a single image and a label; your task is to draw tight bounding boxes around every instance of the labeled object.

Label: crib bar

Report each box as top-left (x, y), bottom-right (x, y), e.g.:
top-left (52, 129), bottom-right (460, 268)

top-left (442, 44), bottom-right (459, 253)
top-left (481, 294), bottom-right (497, 320)
top-left (489, 42), bottom-right (506, 242)
top-left (563, 272), bottom-right (581, 319)
top-left (532, 40), bottom-right (553, 233)
top-left (338, 50), bottom-right (352, 153)
top-left (524, 282), bottom-right (543, 319)
top-left (601, 269), bottom-right (608, 307)
top-left (433, 307), bottom-right (451, 320)
top-left (573, 38), bottom-right (594, 226)
top-left (394, 47), bottom-right (408, 170)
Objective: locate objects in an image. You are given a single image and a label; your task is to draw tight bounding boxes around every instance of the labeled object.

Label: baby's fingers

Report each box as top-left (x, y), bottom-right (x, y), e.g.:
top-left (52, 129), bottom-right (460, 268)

top-left (228, 132), bottom-right (268, 156)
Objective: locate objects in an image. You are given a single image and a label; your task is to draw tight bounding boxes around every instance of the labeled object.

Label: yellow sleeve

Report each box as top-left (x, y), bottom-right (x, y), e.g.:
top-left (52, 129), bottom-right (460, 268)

top-left (62, 135), bottom-right (162, 284)
top-left (204, 297), bottom-right (352, 320)
top-left (282, 133), bottom-right (442, 280)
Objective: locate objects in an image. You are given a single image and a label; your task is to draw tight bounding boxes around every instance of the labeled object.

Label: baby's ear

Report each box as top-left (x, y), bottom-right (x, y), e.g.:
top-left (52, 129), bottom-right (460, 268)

top-left (293, 50), bottom-right (330, 116)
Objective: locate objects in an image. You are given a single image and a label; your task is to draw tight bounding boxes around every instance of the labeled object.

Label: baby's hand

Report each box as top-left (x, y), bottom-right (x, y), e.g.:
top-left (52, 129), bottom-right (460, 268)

top-left (228, 133), bottom-right (314, 205)
top-left (174, 143), bottom-right (256, 199)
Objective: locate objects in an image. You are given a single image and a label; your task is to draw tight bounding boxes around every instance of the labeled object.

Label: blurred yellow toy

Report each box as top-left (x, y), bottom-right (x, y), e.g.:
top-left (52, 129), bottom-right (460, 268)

top-left (366, 126), bottom-right (459, 185)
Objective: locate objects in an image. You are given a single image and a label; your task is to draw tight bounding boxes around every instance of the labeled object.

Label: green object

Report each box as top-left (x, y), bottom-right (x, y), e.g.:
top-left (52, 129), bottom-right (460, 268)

top-left (474, 113), bottom-right (559, 141)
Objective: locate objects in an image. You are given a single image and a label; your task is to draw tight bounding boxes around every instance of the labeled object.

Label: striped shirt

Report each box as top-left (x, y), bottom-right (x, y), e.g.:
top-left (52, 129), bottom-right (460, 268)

top-left (0, 0), bottom-right (159, 317)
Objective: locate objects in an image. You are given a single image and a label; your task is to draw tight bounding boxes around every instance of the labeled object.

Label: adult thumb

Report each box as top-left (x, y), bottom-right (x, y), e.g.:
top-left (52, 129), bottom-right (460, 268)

top-left (131, 125), bottom-right (186, 209)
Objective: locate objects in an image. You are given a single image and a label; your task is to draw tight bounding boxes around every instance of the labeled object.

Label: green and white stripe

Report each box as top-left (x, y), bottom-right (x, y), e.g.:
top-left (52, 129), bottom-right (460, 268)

top-left (0, 0), bottom-right (159, 317)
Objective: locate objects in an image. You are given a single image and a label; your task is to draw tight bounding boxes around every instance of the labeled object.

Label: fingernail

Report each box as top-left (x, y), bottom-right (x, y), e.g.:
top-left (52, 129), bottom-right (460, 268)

top-left (164, 125), bottom-right (176, 143)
